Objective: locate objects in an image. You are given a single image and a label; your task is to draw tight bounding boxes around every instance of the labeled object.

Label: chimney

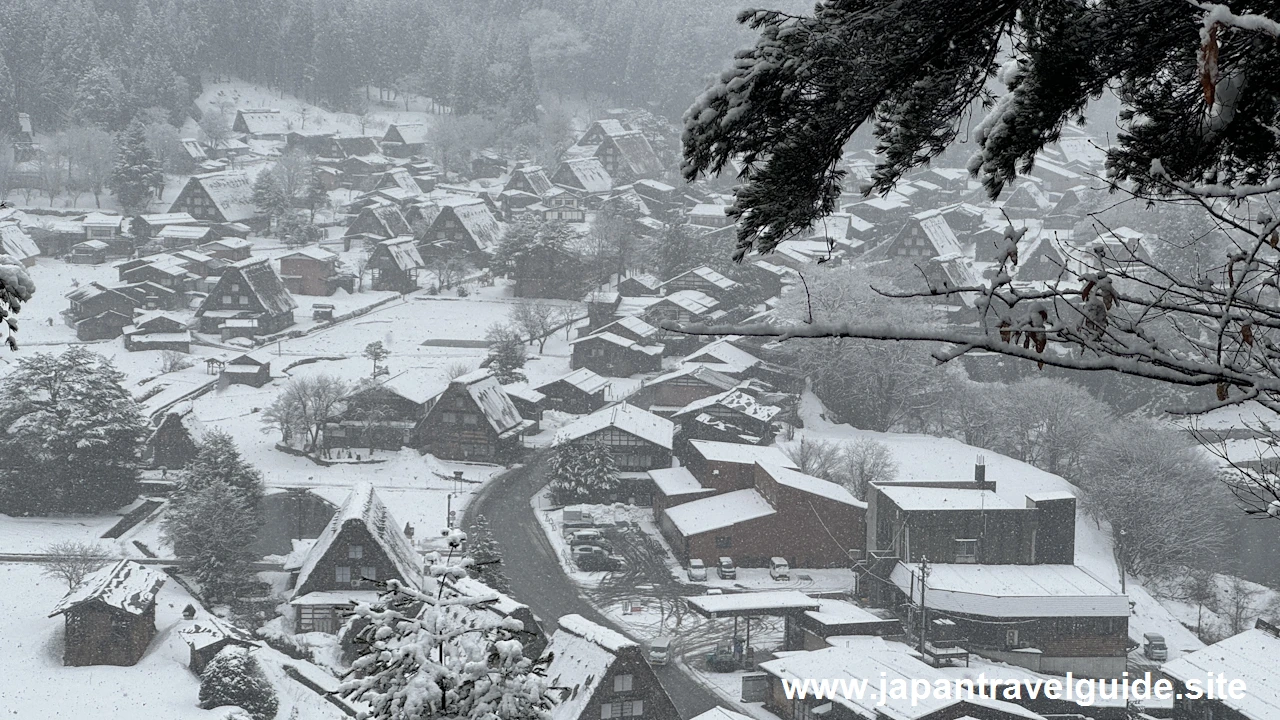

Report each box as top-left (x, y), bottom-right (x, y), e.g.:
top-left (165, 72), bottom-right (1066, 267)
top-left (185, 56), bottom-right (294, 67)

top-left (974, 455), bottom-right (987, 486)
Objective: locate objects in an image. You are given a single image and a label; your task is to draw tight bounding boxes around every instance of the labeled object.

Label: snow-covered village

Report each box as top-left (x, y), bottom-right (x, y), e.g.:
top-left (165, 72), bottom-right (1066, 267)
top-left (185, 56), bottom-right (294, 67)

top-left (1, 1), bottom-right (1279, 720)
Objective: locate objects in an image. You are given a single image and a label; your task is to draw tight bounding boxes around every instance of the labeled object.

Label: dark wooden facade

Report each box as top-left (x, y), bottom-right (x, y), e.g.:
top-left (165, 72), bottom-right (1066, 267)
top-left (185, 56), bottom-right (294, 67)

top-left (569, 333), bottom-right (662, 378)
top-left (417, 374), bottom-right (528, 463)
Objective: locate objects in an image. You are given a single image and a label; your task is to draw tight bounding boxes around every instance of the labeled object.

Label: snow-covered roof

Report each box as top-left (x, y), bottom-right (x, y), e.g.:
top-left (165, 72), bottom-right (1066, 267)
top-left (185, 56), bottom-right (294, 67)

top-left (647, 467), bottom-right (708, 496)
top-left (688, 439), bottom-right (795, 466)
top-left (157, 224), bottom-right (212, 240)
top-left (373, 369), bottom-right (449, 406)
top-left (891, 563), bottom-right (1129, 618)
top-left (210, 257), bottom-right (298, 316)
top-left (281, 246), bottom-right (338, 262)
top-left (448, 200), bottom-right (503, 254)
top-left (555, 403), bottom-right (674, 449)
top-left (643, 365), bottom-right (739, 393)
top-left (74, 239), bottom-right (110, 251)
top-left (289, 589), bottom-right (383, 606)
top-left (177, 617), bottom-right (259, 652)
top-left (236, 108), bottom-right (291, 136)
top-left (554, 157), bottom-right (613, 194)
top-left (655, 289), bottom-right (719, 315)
top-left (48, 559), bottom-right (165, 618)
top-left (804, 599), bottom-right (893, 627)
top-left (758, 463), bottom-right (866, 508)
top-left (688, 203), bottom-right (728, 221)
top-left (447, 575), bottom-right (528, 618)
top-left (190, 171), bottom-right (257, 222)
top-left (592, 315), bottom-right (658, 341)
top-left (82, 212), bottom-right (122, 228)
top-left (661, 265), bottom-right (737, 291)
top-left (682, 338), bottom-right (761, 372)
top-left (293, 483), bottom-right (422, 594)
top-left (384, 122), bottom-right (430, 146)
top-left (673, 389), bottom-right (780, 423)
top-left (663, 488), bottom-right (776, 536)
top-left (875, 484), bottom-right (1016, 512)
top-left (1162, 626), bottom-right (1280, 719)
top-left (455, 371), bottom-right (528, 437)
top-left (537, 367), bottom-right (610, 396)
top-left (375, 236), bottom-right (424, 272)
top-left (502, 382), bottom-right (546, 405)
top-left (690, 708), bottom-right (754, 720)
top-left (760, 646), bottom-right (1044, 720)
top-left (0, 223), bottom-right (39, 262)
top-left (687, 590), bottom-right (820, 617)
top-left (569, 331), bottom-right (663, 356)
top-left (600, 131), bottom-right (663, 177)
top-left (140, 212), bottom-right (196, 226)
top-left (545, 614), bottom-right (633, 720)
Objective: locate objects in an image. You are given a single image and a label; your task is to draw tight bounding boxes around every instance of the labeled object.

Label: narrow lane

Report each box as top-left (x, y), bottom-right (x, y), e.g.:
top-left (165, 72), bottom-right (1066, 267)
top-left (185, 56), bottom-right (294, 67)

top-left (464, 455), bottom-right (725, 720)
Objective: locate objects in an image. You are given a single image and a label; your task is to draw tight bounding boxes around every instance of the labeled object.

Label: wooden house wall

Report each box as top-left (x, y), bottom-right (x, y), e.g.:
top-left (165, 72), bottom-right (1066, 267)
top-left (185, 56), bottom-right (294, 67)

top-left (419, 384), bottom-right (512, 462)
top-left (295, 522), bottom-right (412, 597)
top-left (61, 603), bottom-right (156, 667)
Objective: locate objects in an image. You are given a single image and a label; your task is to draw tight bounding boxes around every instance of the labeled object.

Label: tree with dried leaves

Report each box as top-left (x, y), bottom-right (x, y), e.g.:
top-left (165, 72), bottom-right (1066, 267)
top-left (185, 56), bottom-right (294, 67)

top-left (681, 1), bottom-right (1280, 519)
top-left (510, 302), bottom-right (558, 354)
top-left (40, 541), bottom-right (114, 590)
top-left (263, 374), bottom-right (350, 458)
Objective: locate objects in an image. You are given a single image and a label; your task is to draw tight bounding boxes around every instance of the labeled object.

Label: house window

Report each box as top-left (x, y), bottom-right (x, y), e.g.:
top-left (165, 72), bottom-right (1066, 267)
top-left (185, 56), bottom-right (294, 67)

top-left (591, 347), bottom-right (605, 357)
top-left (362, 566), bottom-right (377, 582)
top-left (442, 412), bottom-right (458, 424)
top-left (613, 674), bottom-right (633, 692)
top-left (222, 295), bottom-right (234, 304)
top-left (955, 539), bottom-right (978, 563)
top-left (335, 566), bottom-right (352, 584)
top-left (463, 414), bottom-right (479, 425)
top-left (231, 284), bottom-right (240, 291)
top-left (238, 295), bottom-right (249, 305)
top-left (715, 536), bottom-right (732, 549)
top-left (348, 545), bottom-right (363, 559)
top-left (601, 700), bottom-right (644, 718)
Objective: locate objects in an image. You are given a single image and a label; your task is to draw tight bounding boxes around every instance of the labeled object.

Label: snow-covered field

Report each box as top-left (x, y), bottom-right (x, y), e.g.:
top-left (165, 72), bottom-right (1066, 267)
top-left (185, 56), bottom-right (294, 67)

top-left (0, 562), bottom-right (345, 719)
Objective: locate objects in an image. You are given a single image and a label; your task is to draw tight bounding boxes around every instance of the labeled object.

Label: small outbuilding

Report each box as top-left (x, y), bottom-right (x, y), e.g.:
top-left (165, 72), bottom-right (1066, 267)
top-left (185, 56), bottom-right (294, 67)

top-left (48, 560), bottom-right (166, 667)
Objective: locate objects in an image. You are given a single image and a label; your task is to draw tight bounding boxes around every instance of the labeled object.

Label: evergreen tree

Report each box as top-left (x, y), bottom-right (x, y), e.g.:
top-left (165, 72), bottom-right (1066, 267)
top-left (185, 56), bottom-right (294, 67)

top-left (107, 119), bottom-right (162, 216)
top-left (162, 479), bottom-right (260, 602)
top-left (341, 548), bottom-right (554, 720)
top-left (0, 254), bottom-right (36, 352)
top-left (180, 430), bottom-right (265, 516)
top-left (0, 54), bottom-right (15, 135)
top-left (251, 169), bottom-right (289, 232)
top-left (70, 66), bottom-right (126, 129)
top-left (547, 440), bottom-right (619, 505)
top-left (507, 43), bottom-right (540, 125)
top-left (198, 646), bottom-right (279, 720)
top-left (484, 323), bottom-right (527, 384)
top-left (0, 347), bottom-right (147, 514)
top-left (466, 515), bottom-right (511, 595)
top-left (304, 171), bottom-right (328, 220)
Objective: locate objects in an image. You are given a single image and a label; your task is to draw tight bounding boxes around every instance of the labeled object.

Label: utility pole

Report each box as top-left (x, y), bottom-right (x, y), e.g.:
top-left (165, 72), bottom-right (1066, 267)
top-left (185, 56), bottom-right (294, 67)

top-left (1118, 529), bottom-right (1127, 594)
top-left (918, 556), bottom-right (930, 657)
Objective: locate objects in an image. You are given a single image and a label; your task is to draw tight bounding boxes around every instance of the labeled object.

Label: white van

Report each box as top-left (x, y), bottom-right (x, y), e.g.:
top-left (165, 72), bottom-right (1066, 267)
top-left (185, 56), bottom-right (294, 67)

top-left (648, 636), bottom-right (672, 665)
top-left (769, 557), bottom-right (791, 581)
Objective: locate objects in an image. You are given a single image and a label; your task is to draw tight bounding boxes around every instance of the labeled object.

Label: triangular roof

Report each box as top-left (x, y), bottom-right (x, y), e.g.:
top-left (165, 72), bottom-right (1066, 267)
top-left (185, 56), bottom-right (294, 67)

top-left (199, 257), bottom-right (298, 317)
top-left (539, 368), bottom-right (611, 396)
top-left (682, 338), bottom-right (762, 372)
top-left (555, 402), bottom-right (673, 449)
top-left (235, 109), bottom-right (291, 136)
top-left (48, 559), bottom-right (165, 618)
top-left (184, 171), bottom-right (257, 222)
top-left (597, 131), bottom-right (663, 178)
top-left (355, 369), bottom-right (448, 406)
top-left (383, 123), bottom-right (429, 146)
top-left (294, 483), bottom-right (421, 593)
top-left (506, 165), bottom-right (554, 197)
top-left (451, 371), bottom-right (528, 437)
top-left (673, 388), bottom-right (781, 423)
top-left (660, 265), bottom-right (738, 291)
top-left (0, 223), bottom-right (39, 262)
top-left (447, 200), bottom-right (503, 254)
top-left (373, 236), bottom-right (424, 271)
top-left (590, 315), bottom-right (659, 342)
top-left (643, 364), bottom-right (739, 393)
top-left (552, 157), bottom-right (613, 194)
top-left (545, 614), bottom-right (636, 720)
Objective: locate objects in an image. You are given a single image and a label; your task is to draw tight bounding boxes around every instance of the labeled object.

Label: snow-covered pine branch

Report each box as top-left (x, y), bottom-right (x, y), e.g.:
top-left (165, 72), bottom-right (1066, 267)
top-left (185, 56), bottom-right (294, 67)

top-left (339, 549), bottom-right (553, 720)
top-left (0, 253), bottom-right (36, 351)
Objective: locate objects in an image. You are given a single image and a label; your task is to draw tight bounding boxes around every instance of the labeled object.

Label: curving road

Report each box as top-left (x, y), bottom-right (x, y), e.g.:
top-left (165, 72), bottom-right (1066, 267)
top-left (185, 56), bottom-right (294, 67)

top-left (464, 455), bottom-right (724, 720)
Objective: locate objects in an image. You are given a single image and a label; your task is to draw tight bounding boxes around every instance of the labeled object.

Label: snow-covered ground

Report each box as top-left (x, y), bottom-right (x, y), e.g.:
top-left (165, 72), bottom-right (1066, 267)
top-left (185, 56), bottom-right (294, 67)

top-left (0, 562), bottom-right (345, 719)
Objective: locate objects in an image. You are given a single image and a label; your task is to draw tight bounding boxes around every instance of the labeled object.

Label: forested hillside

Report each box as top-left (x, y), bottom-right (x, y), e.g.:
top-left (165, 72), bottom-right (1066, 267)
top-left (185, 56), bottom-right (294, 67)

top-left (0, 0), bottom-right (790, 135)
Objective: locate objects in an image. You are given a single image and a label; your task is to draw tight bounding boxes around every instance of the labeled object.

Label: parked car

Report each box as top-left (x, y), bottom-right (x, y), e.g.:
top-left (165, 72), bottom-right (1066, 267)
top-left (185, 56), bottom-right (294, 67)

top-left (568, 529), bottom-right (612, 551)
top-left (687, 559), bottom-right (707, 581)
top-left (1143, 633), bottom-right (1167, 661)
top-left (648, 637), bottom-right (672, 666)
top-left (572, 545), bottom-right (626, 572)
top-left (563, 507), bottom-right (597, 528)
top-left (769, 556), bottom-right (791, 581)
top-left (717, 556), bottom-right (736, 580)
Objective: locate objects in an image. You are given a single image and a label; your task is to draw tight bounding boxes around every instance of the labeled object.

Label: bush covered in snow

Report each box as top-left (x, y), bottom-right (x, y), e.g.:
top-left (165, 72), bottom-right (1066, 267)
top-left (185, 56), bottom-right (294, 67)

top-left (548, 440), bottom-right (619, 505)
top-left (198, 646), bottom-right (279, 720)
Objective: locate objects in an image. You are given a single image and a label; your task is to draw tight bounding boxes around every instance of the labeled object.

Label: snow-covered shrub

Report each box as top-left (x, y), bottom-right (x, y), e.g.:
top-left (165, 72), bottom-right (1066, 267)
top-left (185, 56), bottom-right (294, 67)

top-left (547, 440), bottom-right (619, 505)
top-left (198, 646), bottom-right (279, 720)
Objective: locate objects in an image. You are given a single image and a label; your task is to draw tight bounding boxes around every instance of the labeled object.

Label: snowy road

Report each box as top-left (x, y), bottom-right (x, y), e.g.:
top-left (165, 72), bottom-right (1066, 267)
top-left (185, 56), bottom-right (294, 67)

top-left (465, 454), bottom-right (728, 720)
